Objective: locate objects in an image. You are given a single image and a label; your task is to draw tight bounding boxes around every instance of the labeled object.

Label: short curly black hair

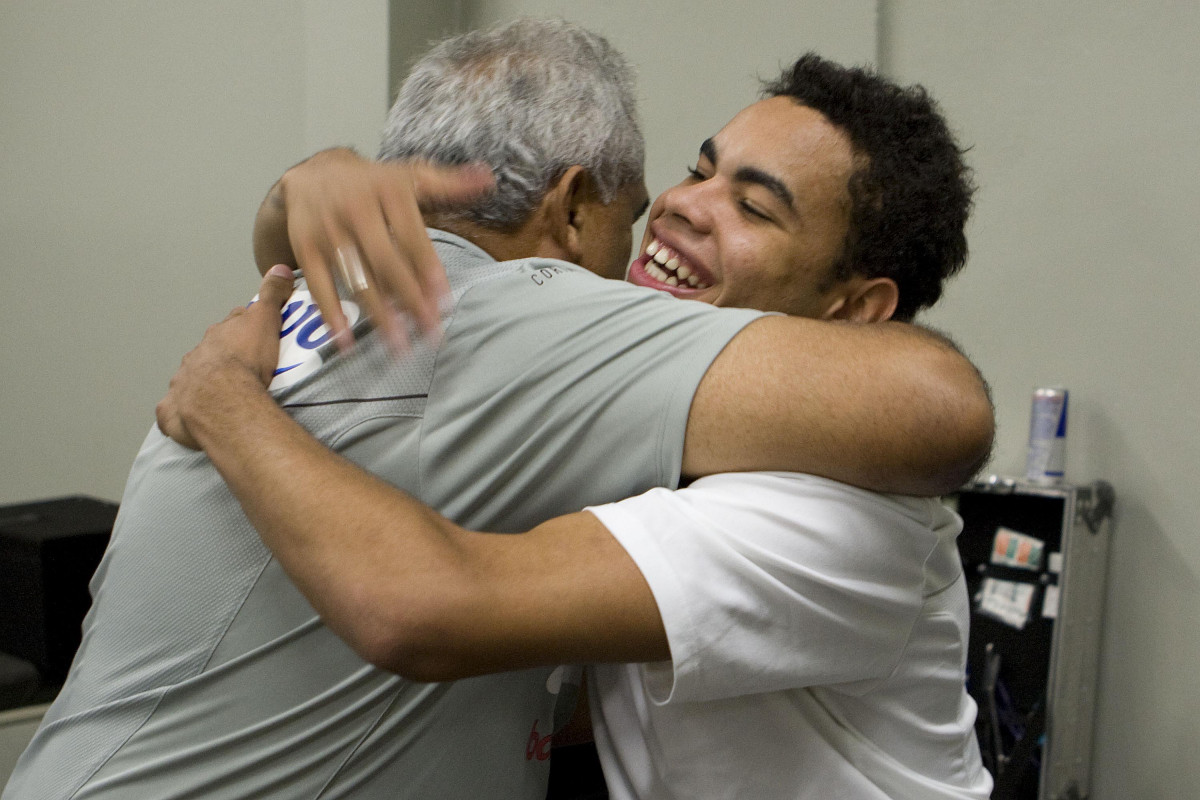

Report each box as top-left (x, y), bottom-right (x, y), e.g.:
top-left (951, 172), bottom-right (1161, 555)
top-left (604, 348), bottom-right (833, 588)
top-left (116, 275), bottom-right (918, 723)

top-left (763, 54), bottom-right (975, 321)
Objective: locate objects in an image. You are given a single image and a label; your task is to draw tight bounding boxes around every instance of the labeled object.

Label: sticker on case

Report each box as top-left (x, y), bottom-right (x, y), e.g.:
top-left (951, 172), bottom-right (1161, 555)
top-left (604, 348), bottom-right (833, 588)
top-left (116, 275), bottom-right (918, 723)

top-left (990, 527), bottom-right (1045, 571)
top-left (977, 577), bottom-right (1036, 630)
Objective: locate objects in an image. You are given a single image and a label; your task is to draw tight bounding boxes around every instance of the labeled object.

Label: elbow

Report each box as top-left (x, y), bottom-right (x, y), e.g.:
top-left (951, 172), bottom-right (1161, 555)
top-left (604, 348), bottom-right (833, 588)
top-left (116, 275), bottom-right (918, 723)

top-left (941, 387), bottom-right (995, 491)
top-left (923, 350), bottom-right (996, 494)
top-left (322, 516), bottom-right (485, 682)
top-left (342, 594), bottom-right (477, 683)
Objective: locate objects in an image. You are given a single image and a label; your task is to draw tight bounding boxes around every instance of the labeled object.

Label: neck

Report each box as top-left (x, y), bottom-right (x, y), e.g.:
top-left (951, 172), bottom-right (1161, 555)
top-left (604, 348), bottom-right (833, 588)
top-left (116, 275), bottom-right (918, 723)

top-left (429, 212), bottom-right (567, 264)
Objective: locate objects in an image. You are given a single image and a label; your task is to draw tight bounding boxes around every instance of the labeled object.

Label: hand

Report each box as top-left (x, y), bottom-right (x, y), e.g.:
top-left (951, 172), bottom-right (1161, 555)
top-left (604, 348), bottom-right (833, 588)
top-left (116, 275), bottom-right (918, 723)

top-left (156, 265), bottom-right (296, 449)
top-left (275, 148), bottom-right (494, 351)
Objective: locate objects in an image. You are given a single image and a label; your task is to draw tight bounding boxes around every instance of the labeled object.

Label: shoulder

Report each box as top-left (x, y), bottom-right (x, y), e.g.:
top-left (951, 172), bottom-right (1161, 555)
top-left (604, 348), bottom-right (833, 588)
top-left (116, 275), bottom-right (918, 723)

top-left (449, 256), bottom-right (762, 348)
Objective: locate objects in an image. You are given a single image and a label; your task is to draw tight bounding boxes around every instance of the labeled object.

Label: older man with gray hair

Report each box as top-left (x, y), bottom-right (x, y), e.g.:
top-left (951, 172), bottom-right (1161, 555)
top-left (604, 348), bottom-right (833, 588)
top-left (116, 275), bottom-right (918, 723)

top-left (257, 18), bottom-right (650, 351)
top-left (6, 19), bottom-right (661, 800)
top-left (380, 20), bottom-right (644, 233)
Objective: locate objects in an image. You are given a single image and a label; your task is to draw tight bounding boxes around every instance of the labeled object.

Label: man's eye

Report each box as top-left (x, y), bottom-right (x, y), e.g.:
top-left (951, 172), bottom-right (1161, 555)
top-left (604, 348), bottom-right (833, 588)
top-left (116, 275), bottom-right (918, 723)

top-left (740, 200), bottom-right (770, 220)
top-left (685, 165), bottom-right (707, 181)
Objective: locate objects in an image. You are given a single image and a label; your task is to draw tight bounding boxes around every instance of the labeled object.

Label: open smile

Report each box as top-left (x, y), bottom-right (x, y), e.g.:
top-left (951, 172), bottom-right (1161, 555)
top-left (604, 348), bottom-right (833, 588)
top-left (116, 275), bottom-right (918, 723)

top-left (627, 238), bottom-right (714, 297)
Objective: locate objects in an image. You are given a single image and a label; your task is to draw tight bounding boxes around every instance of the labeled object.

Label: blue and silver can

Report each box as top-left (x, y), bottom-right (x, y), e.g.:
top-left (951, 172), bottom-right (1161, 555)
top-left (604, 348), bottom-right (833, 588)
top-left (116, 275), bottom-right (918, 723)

top-left (1025, 386), bottom-right (1068, 484)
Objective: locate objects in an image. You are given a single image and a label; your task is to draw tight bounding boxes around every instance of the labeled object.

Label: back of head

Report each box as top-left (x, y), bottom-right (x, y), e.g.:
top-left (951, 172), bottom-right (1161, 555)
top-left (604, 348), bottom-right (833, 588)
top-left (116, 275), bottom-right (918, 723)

top-left (763, 54), bottom-right (975, 321)
top-left (379, 18), bottom-right (645, 230)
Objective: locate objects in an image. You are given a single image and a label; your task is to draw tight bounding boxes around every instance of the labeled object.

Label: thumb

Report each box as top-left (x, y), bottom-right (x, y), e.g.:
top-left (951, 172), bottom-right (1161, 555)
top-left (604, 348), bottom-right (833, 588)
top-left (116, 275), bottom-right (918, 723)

top-left (256, 264), bottom-right (296, 311)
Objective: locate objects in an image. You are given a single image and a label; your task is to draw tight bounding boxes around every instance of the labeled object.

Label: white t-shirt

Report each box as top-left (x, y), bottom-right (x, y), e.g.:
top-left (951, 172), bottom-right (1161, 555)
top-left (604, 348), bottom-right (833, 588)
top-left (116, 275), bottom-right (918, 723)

top-left (586, 472), bottom-right (993, 800)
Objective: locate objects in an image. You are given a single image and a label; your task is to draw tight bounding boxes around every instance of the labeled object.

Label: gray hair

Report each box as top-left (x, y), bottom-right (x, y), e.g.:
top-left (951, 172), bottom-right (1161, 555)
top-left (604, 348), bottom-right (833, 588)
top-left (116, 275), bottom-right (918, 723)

top-left (378, 18), bottom-right (645, 229)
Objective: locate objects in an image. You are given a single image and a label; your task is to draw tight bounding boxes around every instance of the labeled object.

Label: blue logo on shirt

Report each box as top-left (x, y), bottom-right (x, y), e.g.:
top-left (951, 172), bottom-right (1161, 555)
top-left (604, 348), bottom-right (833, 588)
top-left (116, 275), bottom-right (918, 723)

top-left (265, 287), bottom-right (361, 391)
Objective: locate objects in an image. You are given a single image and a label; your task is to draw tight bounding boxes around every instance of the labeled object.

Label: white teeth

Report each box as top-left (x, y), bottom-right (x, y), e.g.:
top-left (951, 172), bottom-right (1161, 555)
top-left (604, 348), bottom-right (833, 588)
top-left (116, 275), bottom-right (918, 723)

top-left (643, 239), bottom-right (710, 290)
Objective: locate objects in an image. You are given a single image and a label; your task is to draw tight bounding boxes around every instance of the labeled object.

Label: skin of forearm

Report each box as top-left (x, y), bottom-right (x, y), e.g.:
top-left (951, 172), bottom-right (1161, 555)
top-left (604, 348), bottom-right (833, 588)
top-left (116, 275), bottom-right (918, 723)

top-left (179, 366), bottom-right (669, 680)
top-left (178, 368), bottom-right (467, 673)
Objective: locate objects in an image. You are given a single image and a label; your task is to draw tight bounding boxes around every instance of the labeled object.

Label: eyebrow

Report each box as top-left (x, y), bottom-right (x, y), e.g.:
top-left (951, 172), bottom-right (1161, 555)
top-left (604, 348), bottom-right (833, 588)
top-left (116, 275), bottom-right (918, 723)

top-left (700, 137), bottom-right (796, 212)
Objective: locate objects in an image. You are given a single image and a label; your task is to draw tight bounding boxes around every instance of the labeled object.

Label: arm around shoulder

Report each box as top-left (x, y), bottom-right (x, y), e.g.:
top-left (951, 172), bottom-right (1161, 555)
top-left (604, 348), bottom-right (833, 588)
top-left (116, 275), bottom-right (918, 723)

top-left (682, 317), bottom-right (993, 496)
top-left (187, 389), bottom-right (670, 682)
top-left (354, 510), bottom-right (669, 682)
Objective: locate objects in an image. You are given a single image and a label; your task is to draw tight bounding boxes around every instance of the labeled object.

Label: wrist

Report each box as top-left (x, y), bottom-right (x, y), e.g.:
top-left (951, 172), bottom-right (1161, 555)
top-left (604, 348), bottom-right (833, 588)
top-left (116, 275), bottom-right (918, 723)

top-left (179, 362), bottom-right (274, 452)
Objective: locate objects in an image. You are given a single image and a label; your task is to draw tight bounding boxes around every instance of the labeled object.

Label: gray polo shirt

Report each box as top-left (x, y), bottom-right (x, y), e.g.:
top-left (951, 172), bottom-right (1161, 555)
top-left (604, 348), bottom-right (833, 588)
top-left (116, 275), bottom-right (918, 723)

top-left (4, 231), bottom-right (763, 800)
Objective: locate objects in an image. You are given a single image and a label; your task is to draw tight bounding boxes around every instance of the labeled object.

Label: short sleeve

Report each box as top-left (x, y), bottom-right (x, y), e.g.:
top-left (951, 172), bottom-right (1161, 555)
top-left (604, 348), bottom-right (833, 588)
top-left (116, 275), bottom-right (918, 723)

top-left (418, 261), bottom-right (765, 532)
top-left (587, 473), bottom-right (942, 704)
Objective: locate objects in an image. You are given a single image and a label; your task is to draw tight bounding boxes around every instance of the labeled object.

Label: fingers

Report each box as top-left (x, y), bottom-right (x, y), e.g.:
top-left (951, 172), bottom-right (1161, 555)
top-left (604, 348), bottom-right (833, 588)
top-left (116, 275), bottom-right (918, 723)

top-left (156, 363), bottom-right (201, 450)
top-left (285, 175), bottom-right (352, 350)
top-left (367, 160), bottom-right (494, 335)
top-left (376, 181), bottom-right (445, 337)
top-left (155, 395), bottom-right (200, 450)
top-left (338, 243), bottom-right (409, 354)
top-left (290, 173), bottom-right (405, 351)
top-left (308, 178), bottom-right (439, 348)
top-left (245, 265), bottom-right (301, 365)
top-left (277, 154), bottom-right (495, 352)
top-left (294, 240), bottom-right (352, 353)
top-left (259, 263), bottom-right (296, 306)
top-left (405, 162), bottom-right (493, 319)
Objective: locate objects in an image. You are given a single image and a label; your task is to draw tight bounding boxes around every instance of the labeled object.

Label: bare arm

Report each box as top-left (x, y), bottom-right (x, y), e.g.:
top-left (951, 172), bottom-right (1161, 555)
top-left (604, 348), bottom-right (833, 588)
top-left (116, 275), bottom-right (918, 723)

top-left (157, 276), bottom-right (666, 680)
top-left (251, 152), bottom-right (990, 495)
top-left (682, 317), bottom-right (993, 495)
top-left (212, 419), bottom-right (663, 681)
top-left (251, 148), bottom-right (494, 347)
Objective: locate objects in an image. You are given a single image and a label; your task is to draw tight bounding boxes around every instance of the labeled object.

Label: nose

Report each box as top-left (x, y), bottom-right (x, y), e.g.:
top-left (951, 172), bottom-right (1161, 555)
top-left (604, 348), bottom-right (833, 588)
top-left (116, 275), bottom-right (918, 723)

top-left (658, 177), bottom-right (715, 234)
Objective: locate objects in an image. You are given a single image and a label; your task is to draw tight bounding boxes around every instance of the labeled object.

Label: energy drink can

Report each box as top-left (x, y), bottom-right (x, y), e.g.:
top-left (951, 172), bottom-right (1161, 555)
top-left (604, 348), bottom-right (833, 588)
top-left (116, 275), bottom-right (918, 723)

top-left (1025, 387), bottom-right (1068, 484)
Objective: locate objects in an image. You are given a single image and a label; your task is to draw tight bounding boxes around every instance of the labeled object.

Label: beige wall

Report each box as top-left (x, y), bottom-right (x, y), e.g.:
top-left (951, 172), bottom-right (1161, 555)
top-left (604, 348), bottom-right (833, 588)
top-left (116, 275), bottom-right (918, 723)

top-left (2, 1), bottom-right (1197, 796)
top-left (0, 0), bottom-right (389, 505)
top-left (883, 4), bottom-right (1200, 798)
top-left (388, 0), bottom-right (467, 101)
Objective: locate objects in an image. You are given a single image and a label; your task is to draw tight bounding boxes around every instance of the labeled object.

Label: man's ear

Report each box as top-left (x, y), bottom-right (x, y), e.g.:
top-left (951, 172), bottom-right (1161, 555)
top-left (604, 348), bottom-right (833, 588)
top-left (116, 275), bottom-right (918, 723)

top-left (542, 165), bottom-right (591, 263)
top-left (826, 277), bottom-right (899, 323)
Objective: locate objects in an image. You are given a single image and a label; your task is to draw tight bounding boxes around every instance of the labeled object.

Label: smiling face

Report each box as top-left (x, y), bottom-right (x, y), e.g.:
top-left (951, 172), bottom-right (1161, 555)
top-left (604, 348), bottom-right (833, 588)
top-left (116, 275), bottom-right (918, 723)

top-left (628, 97), bottom-right (861, 318)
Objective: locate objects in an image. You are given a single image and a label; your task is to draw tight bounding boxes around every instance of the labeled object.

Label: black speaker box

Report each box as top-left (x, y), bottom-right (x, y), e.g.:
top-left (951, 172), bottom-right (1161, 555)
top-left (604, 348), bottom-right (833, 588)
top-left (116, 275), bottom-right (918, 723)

top-left (0, 496), bottom-right (117, 682)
